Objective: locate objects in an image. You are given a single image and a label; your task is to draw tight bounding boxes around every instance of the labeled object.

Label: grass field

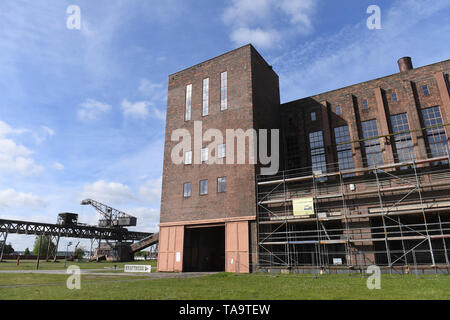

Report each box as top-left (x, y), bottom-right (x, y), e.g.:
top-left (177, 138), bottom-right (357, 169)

top-left (1, 271), bottom-right (449, 300)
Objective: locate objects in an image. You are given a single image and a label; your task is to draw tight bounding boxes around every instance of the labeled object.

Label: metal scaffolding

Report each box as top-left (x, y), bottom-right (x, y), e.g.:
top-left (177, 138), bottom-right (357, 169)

top-left (256, 149), bottom-right (450, 273)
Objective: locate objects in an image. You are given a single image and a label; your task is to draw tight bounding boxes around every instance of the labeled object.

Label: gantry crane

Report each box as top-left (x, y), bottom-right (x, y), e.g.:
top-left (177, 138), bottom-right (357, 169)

top-left (80, 199), bottom-right (157, 261)
top-left (80, 199), bottom-right (137, 228)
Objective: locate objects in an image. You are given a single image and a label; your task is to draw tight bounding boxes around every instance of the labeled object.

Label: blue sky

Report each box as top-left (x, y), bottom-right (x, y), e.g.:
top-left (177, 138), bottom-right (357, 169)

top-left (1, 0), bottom-right (449, 251)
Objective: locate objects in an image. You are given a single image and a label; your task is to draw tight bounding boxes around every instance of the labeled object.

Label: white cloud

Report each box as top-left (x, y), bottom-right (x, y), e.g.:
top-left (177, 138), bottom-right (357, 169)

top-left (0, 121), bottom-right (28, 136)
top-left (138, 79), bottom-right (164, 98)
top-left (79, 180), bottom-right (136, 205)
top-left (274, 0), bottom-right (450, 102)
top-left (0, 189), bottom-right (46, 209)
top-left (223, 0), bottom-right (317, 48)
top-left (230, 28), bottom-right (281, 49)
top-left (139, 177), bottom-right (162, 203)
top-left (0, 121), bottom-right (43, 176)
top-left (32, 125), bottom-right (56, 145)
top-left (129, 207), bottom-right (160, 232)
top-left (121, 99), bottom-right (150, 119)
top-left (77, 99), bottom-right (112, 121)
top-left (53, 162), bottom-right (64, 171)
top-left (41, 126), bottom-right (55, 136)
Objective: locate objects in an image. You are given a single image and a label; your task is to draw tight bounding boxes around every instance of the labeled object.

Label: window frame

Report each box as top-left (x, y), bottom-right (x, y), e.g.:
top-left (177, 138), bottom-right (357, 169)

top-left (200, 179), bottom-right (208, 196)
top-left (221, 71), bottom-right (228, 111)
top-left (362, 99), bottom-right (369, 110)
top-left (202, 78), bottom-right (209, 116)
top-left (185, 84), bottom-right (192, 121)
top-left (201, 147), bottom-right (209, 163)
top-left (217, 177), bottom-right (226, 193)
top-left (183, 182), bottom-right (192, 198)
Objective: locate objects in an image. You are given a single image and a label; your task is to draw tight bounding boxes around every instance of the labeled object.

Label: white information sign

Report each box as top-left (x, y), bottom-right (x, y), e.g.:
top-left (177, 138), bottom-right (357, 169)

top-left (124, 265), bottom-right (152, 273)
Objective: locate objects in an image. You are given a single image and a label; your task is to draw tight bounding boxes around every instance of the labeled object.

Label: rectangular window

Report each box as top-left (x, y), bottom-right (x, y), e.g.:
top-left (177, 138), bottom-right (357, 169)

top-left (183, 183), bottom-right (191, 198)
top-left (185, 84), bottom-right (192, 121)
top-left (392, 93), bottom-right (398, 102)
top-left (201, 147), bottom-right (209, 163)
top-left (184, 151), bottom-right (192, 165)
top-left (218, 177), bottom-right (226, 193)
top-left (334, 126), bottom-right (355, 174)
top-left (361, 120), bottom-right (384, 167)
top-left (391, 113), bottom-right (414, 163)
top-left (336, 106), bottom-right (342, 116)
top-left (309, 131), bottom-right (327, 178)
top-left (200, 180), bottom-right (208, 195)
top-left (422, 85), bottom-right (430, 96)
top-left (202, 78), bottom-right (209, 116)
top-left (311, 112), bottom-right (317, 121)
top-left (218, 144), bottom-right (226, 159)
top-left (422, 106), bottom-right (449, 158)
top-left (362, 99), bottom-right (369, 110)
top-left (221, 71), bottom-right (228, 110)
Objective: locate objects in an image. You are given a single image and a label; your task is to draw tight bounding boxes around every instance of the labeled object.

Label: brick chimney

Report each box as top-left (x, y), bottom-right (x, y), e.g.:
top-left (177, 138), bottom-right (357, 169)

top-left (398, 57), bottom-right (413, 72)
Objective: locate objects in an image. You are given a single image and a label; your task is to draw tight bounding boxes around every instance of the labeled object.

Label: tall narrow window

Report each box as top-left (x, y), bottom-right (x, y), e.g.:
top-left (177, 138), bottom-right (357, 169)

top-left (309, 131), bottom-right (327, 178)
top-left (422, 85), bottom-right (430, 96)
top-left (184, 151), bottom-right (192, 165)
top-left (311, 112), bottom-right (317, 121)
top-left (202, 78), bottom-right (209, 116)
top-left (218, 177), bottom-right (226, 193)
top-left (218, 144), bottom-right (226, 159)
top-left (200, 180), bottom-right (208, 195)
top-left (183, 183), bottom-right (191, 198)
top-left (336, 105), bottom-right (342, 116)
top-left (391, 113), bottom-right (414, 163)
top-left (201, 147), bottom-right (209, 163)
top-left (422, 106), bottom-right (449, 158)
top-left (185, 84), bottom-right (192, 121)
top-left (334, 126), bottom-right (354, 173)
top-left (361, 120), bottom-right (383, 167)
top-left (221, 71), bottom-right (227, 110)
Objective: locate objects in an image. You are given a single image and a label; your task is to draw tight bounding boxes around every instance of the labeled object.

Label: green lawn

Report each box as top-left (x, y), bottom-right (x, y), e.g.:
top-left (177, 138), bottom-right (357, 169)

top-left (0, 259), bottom-right (157, 271)
top-left (1, 272), bottom-right (449, 300)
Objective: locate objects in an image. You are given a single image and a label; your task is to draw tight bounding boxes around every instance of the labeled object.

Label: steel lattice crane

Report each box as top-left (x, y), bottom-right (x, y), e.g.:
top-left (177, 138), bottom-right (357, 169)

top-left (81, 199), bottom-right (137, 228)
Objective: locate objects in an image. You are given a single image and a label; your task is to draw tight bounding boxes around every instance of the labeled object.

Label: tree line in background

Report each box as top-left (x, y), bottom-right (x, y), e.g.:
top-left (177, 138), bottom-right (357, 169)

top-left (2, 236), bottom-right (85, 259)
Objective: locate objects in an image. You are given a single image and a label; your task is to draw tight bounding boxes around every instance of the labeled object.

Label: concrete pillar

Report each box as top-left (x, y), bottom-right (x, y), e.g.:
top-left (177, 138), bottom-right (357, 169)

top-left (374, 88), bottom-right (394, 164)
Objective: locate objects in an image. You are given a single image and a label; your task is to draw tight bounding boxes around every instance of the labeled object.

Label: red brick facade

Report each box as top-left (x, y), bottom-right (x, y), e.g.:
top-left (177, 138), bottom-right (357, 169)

top-left (159, 43), bottom-right (450, 273)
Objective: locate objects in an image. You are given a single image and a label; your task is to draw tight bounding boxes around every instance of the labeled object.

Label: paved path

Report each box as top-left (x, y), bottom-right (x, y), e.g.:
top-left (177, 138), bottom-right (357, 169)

top-left (0, 269), bottom-right (215, 277)
top-left (0, 270), bottom-right (217, 288)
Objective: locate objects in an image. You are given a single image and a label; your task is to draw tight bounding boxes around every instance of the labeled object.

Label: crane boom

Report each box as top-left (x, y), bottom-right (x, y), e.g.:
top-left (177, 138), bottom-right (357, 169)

top-left (81, 199), bottom-right (137, 228)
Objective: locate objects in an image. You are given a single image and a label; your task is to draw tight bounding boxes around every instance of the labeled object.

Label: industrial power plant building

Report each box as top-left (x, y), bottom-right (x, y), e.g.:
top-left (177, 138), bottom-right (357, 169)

top-left (158, 44), bottom-right (450, 274)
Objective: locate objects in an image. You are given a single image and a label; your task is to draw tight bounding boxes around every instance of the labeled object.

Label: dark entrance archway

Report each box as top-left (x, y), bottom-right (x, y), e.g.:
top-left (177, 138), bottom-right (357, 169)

top-left (183, 225), bottom-right (225, 272)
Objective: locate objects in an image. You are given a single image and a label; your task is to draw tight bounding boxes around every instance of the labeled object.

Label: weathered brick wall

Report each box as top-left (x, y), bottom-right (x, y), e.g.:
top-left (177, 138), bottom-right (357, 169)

top-left (161, 45), bottom-right (280, 224)
top-left (281, 59), bottom-right (450, 170)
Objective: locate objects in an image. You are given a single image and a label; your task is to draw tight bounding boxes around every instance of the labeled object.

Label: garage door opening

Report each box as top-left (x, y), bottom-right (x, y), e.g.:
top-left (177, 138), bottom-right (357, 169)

top-left (183, 225), bottom-right (225, 272)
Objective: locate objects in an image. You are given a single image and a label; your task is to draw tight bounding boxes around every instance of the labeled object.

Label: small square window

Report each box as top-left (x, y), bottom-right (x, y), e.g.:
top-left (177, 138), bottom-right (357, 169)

top-left (184, 151), bottom-right (192, 165)
top-left (201, 148), bottom-right (209, 163)
top-left (422, 85), bottom-right (430, 96)
top-left (311, 112), bottom-right (317, 121)
top-left (218, 177), bottom-right (226, 193)
top-left (392, 93), bottom-right (398, 102)
top-left (336, 106), bottom-right (342, 116)
top-left (200, 180), bottom-right (208, 195)
top-left (183, 183), bottom-right (191, 198)
top-left (362, 99), bottom-right (369, 110)
top-left (218, 144), bottom-right (226, 159)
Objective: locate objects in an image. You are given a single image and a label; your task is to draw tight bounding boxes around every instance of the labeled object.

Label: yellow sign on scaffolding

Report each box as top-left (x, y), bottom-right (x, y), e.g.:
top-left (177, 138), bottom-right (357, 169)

top-left (292, 198), bottom-right (314, 216)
